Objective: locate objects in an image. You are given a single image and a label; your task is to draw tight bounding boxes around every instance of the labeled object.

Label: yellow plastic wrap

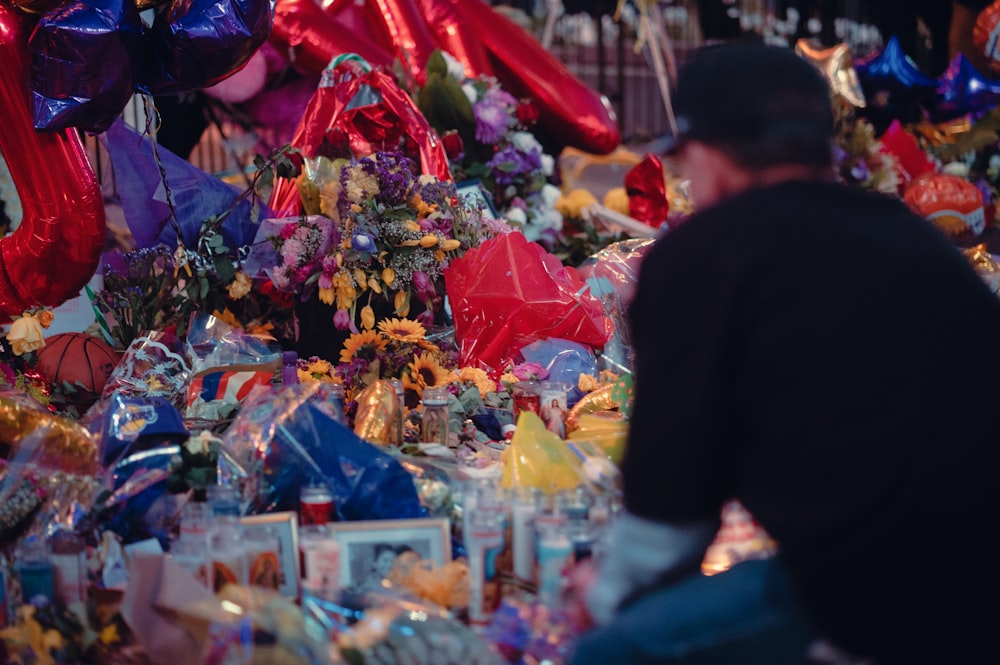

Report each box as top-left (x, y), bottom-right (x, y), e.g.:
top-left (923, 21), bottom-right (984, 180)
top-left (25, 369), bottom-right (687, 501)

top-left (353, 380), bottom-right (400, 445)
top-left (567, 411), bottom-right (628, 464)
top-left (501, 411), bottom-right (580, 494)
top-left (0, 396), bottom-right (99, 475)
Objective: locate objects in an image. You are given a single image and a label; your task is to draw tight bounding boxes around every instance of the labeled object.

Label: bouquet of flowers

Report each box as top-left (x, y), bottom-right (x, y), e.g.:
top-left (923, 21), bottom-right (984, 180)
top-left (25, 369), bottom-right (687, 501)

top-left (413, 51), bottom-right (563, 245)
top-left (259, 150), bottom-right (507, 346)
top-left (833, 105), bottom-right (901, 195)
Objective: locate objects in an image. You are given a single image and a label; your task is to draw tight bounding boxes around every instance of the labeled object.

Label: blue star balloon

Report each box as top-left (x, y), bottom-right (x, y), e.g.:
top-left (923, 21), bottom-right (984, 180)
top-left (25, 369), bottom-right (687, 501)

top-left (856, 36), bottom-right (938, 127)
top-left (934, 53), bottom-right (1000, 121)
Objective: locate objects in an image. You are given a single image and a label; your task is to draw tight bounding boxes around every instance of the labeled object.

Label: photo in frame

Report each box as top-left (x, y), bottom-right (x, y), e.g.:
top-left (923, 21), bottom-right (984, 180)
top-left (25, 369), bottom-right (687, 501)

top-left (329, 518), bottom-right (451, 591)
top-left (456, 179), bottom-right (499, 220)
top-left (240, 512), bottom-right (300, 598)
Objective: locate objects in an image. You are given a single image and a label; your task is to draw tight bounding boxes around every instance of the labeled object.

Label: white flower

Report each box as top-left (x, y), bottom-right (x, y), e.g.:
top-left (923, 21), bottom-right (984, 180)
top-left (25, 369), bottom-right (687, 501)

top-left (942, 162), bottom-right (969, 177)
top-left (462, 83), bottom-right (478, 105)
top-left (540, 183), bottom-right (562, 208)
top-left (535, 208), bottom-right (563, 232)
top-left (541, 153), bottom-right (555, 177)
top-left (510, 131), bottom-right (542, 154)
top-left (441, 51), bottom-right (467, 81)
top-left (505, 207), bottom-right (527, 226)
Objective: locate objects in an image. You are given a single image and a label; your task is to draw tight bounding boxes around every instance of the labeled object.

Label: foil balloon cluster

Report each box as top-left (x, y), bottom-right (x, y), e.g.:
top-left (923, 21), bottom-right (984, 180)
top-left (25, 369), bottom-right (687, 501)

top-left (25, 0), bottom-right (275, 133)
top-left (270, 0), bottom-right (620, 156)
top-left (973, 0), bottom-right (1000, 76)
top-left (0, 0), bottom-right (105, 319)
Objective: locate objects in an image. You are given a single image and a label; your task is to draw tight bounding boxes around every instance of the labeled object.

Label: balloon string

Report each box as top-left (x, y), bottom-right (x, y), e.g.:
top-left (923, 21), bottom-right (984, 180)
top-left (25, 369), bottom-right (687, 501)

top-left (641, 13), bottom-right (678, 137)
top-left (142, 95), bottom-right (182, 241)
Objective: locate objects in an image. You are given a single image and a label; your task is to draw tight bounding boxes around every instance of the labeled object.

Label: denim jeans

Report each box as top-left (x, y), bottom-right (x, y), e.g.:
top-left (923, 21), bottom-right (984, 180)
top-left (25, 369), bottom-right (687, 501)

top-left (568, 557), bottom-right (821, 665)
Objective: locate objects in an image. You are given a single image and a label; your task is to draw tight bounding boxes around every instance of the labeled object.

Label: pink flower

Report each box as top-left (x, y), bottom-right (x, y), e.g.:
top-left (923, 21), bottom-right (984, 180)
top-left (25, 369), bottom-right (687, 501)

top-left (333, 309), bottom-right (353, 331)
top-left (416, 309), bottom-right (435, 328)
top-left (294, 265), bottom-right (314, 283)
top-left (412, 270), bottom-right (435, 303)
top-left (513, 362), bottom-right (548, 381)
top-left (280, 223), bottom-right (297, 240)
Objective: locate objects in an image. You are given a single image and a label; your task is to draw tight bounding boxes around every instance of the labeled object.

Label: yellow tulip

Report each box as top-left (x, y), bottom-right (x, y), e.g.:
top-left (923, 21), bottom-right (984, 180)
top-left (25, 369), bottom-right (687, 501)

top-left (367, 277), bottom-right (383, 294)
top-left (382, 267), bottom-right (395, 286)
top-left (419, 234), bottom-right (439, 248)
top-left (318, 287), bottom-right (335, 305)
top-left (440, 238), bottom-right (461, 251)
top-left (394, 290), bottom-right (410, 317)
top-left (406, 220), bottom-right (422, 232)
top-left (361, 305), bottom-right (375, 330)
top-left (354, 268), bottom-right (368, 292)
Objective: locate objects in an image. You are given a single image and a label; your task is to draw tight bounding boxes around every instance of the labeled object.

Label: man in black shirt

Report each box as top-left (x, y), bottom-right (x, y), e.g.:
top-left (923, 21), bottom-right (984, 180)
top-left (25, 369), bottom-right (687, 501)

top-left (570, 41), bottom-right (999, 665)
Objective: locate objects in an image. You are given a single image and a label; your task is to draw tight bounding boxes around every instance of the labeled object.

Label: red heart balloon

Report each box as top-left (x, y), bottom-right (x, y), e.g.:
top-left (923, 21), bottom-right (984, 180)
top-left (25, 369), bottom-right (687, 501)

top-left (0, 1), bottom-right (105, 321)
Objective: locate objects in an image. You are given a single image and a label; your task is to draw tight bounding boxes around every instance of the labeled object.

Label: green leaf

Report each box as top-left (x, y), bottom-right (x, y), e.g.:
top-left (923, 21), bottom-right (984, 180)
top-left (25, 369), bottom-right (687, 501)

top-left (426, 49), bottom-right (448, 78)
top-left (214, 255), bottom-right (235, 284)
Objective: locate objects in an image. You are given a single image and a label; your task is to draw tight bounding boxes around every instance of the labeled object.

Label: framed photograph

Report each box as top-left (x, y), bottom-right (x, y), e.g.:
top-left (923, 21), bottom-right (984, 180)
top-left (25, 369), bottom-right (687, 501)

top-left (240, 512), bottom-right (300, 598)
top-left (330, 518), bottom-right (451, 591)
top-left (456, 179), bottom-right (499, 220)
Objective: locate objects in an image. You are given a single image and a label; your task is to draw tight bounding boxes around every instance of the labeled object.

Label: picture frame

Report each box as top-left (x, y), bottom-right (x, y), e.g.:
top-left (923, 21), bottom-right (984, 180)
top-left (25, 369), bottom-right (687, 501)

top-left (329, 518), bottom-right (452, 591)
top-left (240, 512), bottom-right (300, 599)
top-left (456, 179), bottom-right (499, 220)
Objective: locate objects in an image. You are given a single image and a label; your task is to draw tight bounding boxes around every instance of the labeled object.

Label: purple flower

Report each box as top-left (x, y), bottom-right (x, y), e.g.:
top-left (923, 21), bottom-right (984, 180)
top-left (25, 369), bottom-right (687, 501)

top-left (850, 160), bottom-right (869, 182)
top-left (416, 309), bottom-right (435, 328)
top-left (412, 270), bottom-right (435, 302)
top-left (486, 145), bottom-right (543, 186)
top-left (473, 88), bottom-right (516, 144)
top-left (352, 233), bottom-right (376, 253)
top-left (513, 362), bottom-right (548, 381)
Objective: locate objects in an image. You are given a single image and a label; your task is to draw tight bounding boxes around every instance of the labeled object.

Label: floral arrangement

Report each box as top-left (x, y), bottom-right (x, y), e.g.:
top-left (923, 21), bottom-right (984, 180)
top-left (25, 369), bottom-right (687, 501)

top-left (413, 51), bottom-right (563, 244)
top-left (268, 150), bottom-right (507, 332)
top-left (832, 106), bottom-right (901, 195)
top-left (1, 309), bottom-right (55, 407)
top-left (91, 146), bottom-right (303, 350)
top-left (0, 596), bottom-right (127, 665)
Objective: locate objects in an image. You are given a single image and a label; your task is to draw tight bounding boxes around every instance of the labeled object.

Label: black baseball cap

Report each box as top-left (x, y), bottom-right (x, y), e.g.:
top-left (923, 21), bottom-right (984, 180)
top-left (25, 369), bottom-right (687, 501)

top-left (663, 40), bottom-right (834, 163)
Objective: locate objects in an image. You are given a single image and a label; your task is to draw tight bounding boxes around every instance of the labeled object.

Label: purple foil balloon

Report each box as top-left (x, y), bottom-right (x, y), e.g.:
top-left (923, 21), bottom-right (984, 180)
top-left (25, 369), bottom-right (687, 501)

top-left (29, 0), bottom-right (143, 133)
top-left (934, 53), bottom-right (1000, 121)
top-left (140, 0), bottom-right (275, 96)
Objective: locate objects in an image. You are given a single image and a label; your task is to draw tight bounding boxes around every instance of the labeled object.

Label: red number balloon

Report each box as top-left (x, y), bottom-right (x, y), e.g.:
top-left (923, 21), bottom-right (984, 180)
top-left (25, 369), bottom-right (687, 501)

top-left (0, 0), bottom-right (105, 320)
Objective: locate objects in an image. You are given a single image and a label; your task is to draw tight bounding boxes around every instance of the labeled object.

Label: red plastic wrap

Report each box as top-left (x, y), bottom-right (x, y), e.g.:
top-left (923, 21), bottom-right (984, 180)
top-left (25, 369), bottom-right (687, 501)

top-left (625, 154), bottom-right (669, 228)
top-left (445, 232), bottom-right (614, 370)
top-left (0, 1), bottom-right (105, 320)
top-left (269, 60), bottom-right (452, 214)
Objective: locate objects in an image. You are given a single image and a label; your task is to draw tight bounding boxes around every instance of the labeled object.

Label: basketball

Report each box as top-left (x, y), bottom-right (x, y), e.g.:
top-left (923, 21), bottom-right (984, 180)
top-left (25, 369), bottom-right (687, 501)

top-left (35, 332), bottom-right (119, 406)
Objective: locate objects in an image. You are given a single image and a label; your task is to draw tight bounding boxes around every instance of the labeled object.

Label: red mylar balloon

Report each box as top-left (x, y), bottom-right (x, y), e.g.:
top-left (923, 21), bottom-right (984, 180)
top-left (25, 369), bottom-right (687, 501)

top-left (449, 0), bottom-right (620, 155)
top-left (903, 173), bottom-right (985, 238)
top-left (325, 0), bottom-right (390, 48)
top-left (879, 119), bottom-right (935, 191)
top-left (415, 0), bottom-right (494, 78)
top-left (366, 0), bottom-right (438, 85)
top-left (271, 0), bottom-right (394, 75)
top-left (973, 0), bottom-right (1000, 75)
top-left (0, 1), bottom-right (105, 320)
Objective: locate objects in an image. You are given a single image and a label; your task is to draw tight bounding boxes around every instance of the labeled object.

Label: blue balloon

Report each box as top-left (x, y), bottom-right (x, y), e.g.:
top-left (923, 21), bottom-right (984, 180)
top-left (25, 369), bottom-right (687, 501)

top-left (140, 0), bottom-right (275, 96)
top-left (29, 0), bottom-right (144, 133)
top-left (934, 53), bottom-right (1000, 121)
top-left (855, 36), bottom-right (938, 125)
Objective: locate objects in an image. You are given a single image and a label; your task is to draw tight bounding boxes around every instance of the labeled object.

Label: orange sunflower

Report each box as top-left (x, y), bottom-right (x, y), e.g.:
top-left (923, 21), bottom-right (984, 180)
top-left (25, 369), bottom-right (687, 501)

top-left (378, 317), bottom-right (426, 343)
top-left (406, 352), bottom-right (454, 395)
top-left (339, 330), bottom-right (388, 364)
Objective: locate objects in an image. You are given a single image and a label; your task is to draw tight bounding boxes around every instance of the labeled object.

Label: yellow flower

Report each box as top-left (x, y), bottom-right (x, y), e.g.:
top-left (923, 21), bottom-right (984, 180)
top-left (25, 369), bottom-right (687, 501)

top-left (367, 277), bottom-right (383, 294)
top-left (297, 368), bottom-right (315, 383)
top-left (354, 269), bottom-right (368, 291)
top-left (339, 330), bottom-right (387, 364)
top-left (394, 290), bottom-right (410, 317)
top-left (440, 238), bottom-right (461, 252)
top-left (227, 270), bottom-right (252, 300)
top-left (405, 220), bottom-right (422, 233)
top-left (500, 372), bottom-right (519, 386)
top-left (408, 353), bottom-right (454, 391)
top-left (460, 367), bottom-right (495, 398)
top-left (36, 309), bottom-right (54, 329)
top-left (419, 234), bottom-right (439, 248)
top-left (307, 358), bottom-right (333, 375)
top-left (360, 305), bottom-right (376, 330)
top-left (318, 287), bottom-right (335, 306)
top-left (378, 317), bottom-right (426, 342)
top-left (382, 267), bottom-right (395, 286)
top-left (100, 622), bottom-right (121, 645)
top-left (6, 314), bottom-right (45, 356)
top-left (556, 188), bottom-right (598, 219)
top-left (578, 373), bottom-right (600, 392)
top-left (248, 321), bottom-right (275, 338)
top-left (603, 187), bottom-right (630, 215)
top-left (332, 271), bottom-right (357, 309)
top-left (212, 308), bottom-right (241, 329)
top-left (410, 194), bottom-right (437, 218)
